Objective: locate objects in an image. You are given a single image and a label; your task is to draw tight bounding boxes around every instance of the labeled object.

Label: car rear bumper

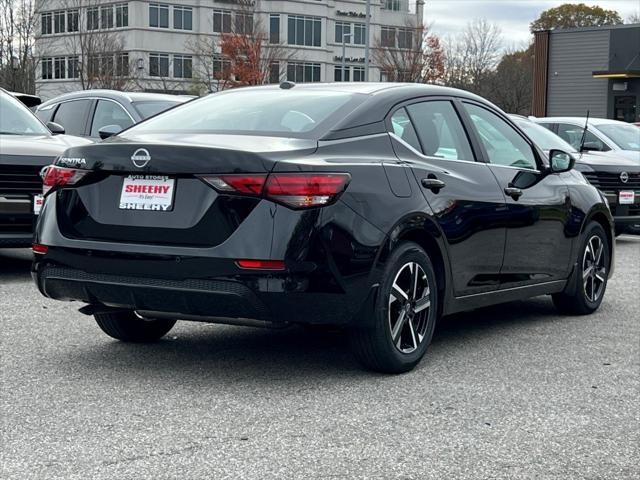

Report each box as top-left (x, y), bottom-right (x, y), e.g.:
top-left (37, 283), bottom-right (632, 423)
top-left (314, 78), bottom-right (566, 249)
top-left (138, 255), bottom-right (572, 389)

top-left (33, 262), bottom-right (372, 327)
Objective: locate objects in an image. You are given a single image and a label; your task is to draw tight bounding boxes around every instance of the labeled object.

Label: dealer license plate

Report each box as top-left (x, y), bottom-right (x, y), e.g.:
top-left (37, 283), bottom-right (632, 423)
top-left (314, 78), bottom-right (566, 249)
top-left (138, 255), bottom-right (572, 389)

top-left (119, 175), bottom-right (175, 211)
top-left (619, 191), bottom-right (635, 205)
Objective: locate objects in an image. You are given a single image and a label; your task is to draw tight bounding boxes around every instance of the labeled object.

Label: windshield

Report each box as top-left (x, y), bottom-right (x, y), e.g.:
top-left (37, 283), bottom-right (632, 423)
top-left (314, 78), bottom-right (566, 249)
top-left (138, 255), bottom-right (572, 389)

top-left (595, 123), bottom-right (640, 151)
top-left (127, 89), bottom-right (363, 138)
top-left (133, 100), bottom-right (183, 119)
top-left (0, 92), bottom-right (50, 136)
top-left (515, 119), bottom-right (576, 152)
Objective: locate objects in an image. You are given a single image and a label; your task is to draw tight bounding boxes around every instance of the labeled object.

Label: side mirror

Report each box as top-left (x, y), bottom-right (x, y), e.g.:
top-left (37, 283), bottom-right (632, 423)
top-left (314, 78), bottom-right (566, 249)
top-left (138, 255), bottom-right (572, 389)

top-left (98, 124), bottom-right (122, 140)
top-left (46, 122), bottom-right (65, 135)
top-left (549, 149), bottom-right (575, 174)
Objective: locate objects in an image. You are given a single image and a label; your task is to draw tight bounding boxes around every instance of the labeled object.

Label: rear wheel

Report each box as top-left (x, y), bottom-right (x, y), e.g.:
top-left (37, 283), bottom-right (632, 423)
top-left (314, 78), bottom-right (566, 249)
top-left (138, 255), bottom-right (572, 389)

top-left (94, 311), bottom-right (176, 342)
top-left (553, 222), bottom-right (610, 315)
top-left (350, 242), bottom-right (438, 373)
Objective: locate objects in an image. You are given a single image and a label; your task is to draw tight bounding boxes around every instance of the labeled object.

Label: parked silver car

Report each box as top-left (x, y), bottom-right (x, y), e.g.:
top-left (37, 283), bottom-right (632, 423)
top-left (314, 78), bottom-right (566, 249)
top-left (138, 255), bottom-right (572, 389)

top-left (535, 117), bottom-right (640, 162)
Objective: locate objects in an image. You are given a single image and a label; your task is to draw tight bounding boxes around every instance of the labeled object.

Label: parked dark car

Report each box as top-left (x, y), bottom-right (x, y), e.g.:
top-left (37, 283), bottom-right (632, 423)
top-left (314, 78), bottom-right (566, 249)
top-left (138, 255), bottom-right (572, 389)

top-left (0, 89), bottom-right (92, 248)
top-left (35, 90), bottom-right (192, 140)
top-left (32, 83), bottom-right (614, 373)
top-left (518, 117), bottom-right (639, 236)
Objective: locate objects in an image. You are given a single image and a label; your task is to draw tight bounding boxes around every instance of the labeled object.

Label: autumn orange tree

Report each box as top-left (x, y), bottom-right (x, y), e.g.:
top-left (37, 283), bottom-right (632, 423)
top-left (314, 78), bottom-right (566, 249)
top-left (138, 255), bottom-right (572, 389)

top-left (188, 2), bottom-right (291, 92)
top-left (374, 21), bottom-right (445, 83)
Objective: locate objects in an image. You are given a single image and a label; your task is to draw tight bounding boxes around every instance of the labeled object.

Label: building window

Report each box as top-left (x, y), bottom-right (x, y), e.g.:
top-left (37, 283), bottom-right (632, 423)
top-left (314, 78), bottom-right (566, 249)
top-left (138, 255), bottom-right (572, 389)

top-left (116, 53), bottom-right (129, 76)
top-left (334, 66), bottom-right (350, 82)
top-left (149, 53), bottom-right (170, 77)
top-left (383, 0), bottom-right (402, 11)
top-left (115, 3), bottom-right (128, 28)
top-left (398, 28), bottom-right (413, 49)
top-left (100, 5), bottom-right (114, 29)
top-left (353, 67), bottom-right (365, 82)
top-left (67, 56), bottom-right (80, 79)
top-left (287, 16), bottom-right (321, 47)
top-left (381, 27), bottom-right (396, 48)
top-left (270, 14), bottom-right (280, 44)
top-left (87, 7), bottom-right (99, 30)
top-left (287, 62), bottom-right (321, 83)
top-left (213, 10), bottom-right (231, 33)
top-left (173, 55), bottom-right (192, 78)
top-left (41, 58), bottom-right (53, 79)
top-left (41, 13), bottom-right (52, 35)
top-left (149, 3), bottom-right (169, 28)
top-left (335, 22), bottom-right (351, 44)
top-left (53, 10), bottom-right (65, 34)
top-left (269, 62), bottom-right (280, 83)
top-left (235, 13), bottom-right (253, 34)
top-left (212, 56), bottom-right (231, 77)
top-left (67, 10), bottom-right (79, 32)
top-left (174, 6), bottom-right (192, 30)
top-left (53, 57), bottom-right (66, 79)
top-left (353, 24), bottom-right (366, 45)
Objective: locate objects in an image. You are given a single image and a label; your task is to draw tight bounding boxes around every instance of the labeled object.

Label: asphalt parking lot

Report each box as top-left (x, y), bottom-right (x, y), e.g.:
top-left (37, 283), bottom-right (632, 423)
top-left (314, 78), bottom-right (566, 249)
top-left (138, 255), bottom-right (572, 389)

top-left (1, 237), bottom-right (639, 480)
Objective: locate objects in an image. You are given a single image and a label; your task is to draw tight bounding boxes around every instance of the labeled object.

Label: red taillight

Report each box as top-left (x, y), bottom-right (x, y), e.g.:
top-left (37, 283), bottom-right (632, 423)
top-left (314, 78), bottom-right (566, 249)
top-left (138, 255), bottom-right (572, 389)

top-left (32, 243), bottom-right (48, 254)
top-left (264, 173), bottom-right (351, 208)
top-left (200, 174), bottom-right (267, 195)
top-left (200, 173), bottom-right (351, 209)
top-left (42, 165), bottom-right (89, 194)
top-left (236, 259), bottom-right (285, 270)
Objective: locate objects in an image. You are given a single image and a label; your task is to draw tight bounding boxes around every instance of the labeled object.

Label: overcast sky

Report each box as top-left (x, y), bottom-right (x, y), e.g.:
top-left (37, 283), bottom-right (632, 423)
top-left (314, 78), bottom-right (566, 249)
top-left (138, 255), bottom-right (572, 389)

top-left (425, 0), bottom-right (640, 47)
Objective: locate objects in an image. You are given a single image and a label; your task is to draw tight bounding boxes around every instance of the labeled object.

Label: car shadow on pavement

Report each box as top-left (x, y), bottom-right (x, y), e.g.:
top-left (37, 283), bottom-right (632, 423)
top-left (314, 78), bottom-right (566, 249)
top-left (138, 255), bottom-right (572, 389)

top-left (0, 249), bottom-right (33, 282)
top-left (58, 297), bottom-right (561, 382)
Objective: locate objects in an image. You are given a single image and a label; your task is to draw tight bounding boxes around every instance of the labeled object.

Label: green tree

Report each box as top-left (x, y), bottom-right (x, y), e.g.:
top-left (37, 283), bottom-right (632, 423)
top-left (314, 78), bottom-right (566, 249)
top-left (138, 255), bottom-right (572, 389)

top-left (530, 3), bottom-right (623, 32)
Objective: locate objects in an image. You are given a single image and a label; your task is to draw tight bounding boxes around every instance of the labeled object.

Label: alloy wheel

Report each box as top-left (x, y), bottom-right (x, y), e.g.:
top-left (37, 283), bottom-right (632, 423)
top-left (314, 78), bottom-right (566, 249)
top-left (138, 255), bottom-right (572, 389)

top-left (582, 235), bottom-right (607, 303)
top-left (388, 262), bottom-right (431, 354)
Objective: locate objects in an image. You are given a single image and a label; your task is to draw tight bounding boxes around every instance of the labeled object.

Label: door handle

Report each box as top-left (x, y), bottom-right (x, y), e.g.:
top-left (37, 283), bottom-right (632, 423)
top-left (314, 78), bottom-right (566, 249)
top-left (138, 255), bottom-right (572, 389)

top-left (504, 187), bottom-right (523, 200)
top-left (421, 178), bottom-right (446, 193)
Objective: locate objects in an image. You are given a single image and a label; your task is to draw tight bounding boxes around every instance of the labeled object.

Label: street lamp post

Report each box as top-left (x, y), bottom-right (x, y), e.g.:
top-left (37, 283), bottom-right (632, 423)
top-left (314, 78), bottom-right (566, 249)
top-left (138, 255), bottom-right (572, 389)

top-left (364, 0), bottom-right (371, 81)
top-left (342, 33), bottom-right (353, 82)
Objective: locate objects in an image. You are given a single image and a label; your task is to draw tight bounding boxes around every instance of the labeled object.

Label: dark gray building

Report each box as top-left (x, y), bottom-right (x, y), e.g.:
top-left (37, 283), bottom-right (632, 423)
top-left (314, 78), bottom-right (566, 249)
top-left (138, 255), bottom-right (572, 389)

top-left (532, 24), bottom-right (640, 123)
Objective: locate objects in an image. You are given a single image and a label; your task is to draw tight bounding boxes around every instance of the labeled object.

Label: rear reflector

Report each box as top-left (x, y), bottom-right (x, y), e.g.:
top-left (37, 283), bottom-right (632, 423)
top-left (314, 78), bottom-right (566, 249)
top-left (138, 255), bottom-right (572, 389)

top-left (32, 244), bottom-right (48, 254)
top-left (200, 173), bottom-right (351, 209)
top-left (236, 259), bottom-right (285, 270)
top-left (42, 165), bottom-right (89, 194)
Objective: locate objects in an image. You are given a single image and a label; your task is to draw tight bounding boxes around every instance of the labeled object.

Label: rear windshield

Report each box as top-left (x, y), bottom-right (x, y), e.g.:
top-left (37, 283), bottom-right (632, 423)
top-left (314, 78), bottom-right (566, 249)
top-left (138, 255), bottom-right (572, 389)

top-left (595, 123), bottom-right (640, 151)
top-left (133, 101), bottom-right (183, 119)
top-left (126, 89), bottom-right (364, 138)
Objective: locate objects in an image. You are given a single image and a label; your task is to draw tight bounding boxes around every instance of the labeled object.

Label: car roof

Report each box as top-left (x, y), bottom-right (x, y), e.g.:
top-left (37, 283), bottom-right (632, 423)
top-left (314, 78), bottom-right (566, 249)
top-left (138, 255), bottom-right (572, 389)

top-left (240, 82), bottom-right (488, 100)
top-left (534, 117), bottom-right (629, 126)
top-left (38, 90), bottom-right (193, 108)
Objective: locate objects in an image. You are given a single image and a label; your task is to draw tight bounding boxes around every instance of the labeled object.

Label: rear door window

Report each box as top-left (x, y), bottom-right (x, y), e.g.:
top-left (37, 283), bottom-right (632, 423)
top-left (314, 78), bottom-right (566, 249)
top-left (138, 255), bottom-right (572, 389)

top-left (407, 101), bottom-right (474, 161)
top-left (90, 100), bottom-right (134, 137)
top-left (52, 99), bottom-right (92, 136)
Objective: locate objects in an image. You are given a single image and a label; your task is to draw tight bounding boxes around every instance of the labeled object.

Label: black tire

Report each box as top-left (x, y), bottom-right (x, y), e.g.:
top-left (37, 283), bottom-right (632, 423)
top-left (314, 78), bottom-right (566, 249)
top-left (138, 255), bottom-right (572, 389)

top-left (350, 242), bottom-right (438, 374)
top-left (553, 222), bottom-right (610, 315)
top-left (94, 311), bottom-right (176, 342)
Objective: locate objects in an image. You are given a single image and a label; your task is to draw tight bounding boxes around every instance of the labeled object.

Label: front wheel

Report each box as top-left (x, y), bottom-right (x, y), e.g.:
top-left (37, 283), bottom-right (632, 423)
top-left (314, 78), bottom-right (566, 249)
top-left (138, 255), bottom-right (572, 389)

top-left (94, 311), bottom-right (176, 342)
top-left (350, 242), bottom-right (438, 373)
top-left (553, 222), bottom-right (610, 315)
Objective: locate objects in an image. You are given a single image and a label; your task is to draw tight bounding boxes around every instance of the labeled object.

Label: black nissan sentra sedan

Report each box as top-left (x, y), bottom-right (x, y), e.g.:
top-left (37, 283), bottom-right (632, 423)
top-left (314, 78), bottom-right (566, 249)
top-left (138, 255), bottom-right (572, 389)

top-left (32, 83), bottom-right (614, 373)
